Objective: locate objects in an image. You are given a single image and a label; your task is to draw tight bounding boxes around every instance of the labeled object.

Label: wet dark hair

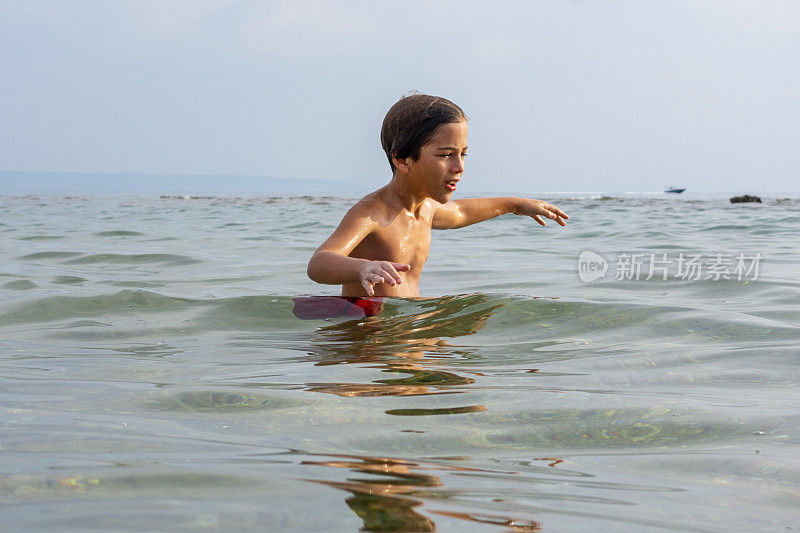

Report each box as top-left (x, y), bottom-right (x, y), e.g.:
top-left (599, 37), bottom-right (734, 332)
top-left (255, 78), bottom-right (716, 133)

top-left (381, 93), bottom-right (467, 172)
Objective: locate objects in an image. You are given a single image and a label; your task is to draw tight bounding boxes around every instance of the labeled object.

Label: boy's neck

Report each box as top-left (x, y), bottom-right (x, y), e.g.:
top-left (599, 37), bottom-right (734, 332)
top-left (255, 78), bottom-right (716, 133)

top-left (384, 174), bottom-right (428, 215)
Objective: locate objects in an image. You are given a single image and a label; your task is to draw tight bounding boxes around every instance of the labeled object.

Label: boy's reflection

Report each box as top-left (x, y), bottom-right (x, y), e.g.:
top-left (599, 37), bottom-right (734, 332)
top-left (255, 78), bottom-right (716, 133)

top-left (291, 296), bottom-right (550, 531)
top-left (293, 295), bottom-right (499, 403)
top-left (301, 453), bottom-right (542, 532)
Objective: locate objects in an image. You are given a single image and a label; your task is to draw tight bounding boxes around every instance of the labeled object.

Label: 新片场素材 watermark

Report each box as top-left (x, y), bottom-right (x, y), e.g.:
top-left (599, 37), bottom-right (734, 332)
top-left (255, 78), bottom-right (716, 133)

top-left (578, 251), bottom-right (761, 283)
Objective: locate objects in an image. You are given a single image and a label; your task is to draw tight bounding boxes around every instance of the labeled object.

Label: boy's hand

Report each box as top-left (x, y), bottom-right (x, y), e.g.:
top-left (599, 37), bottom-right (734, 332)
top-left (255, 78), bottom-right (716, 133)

top-left (358, 261), bottom-right (411, 296)
top-left (514, 199), bottom-right (569, 226)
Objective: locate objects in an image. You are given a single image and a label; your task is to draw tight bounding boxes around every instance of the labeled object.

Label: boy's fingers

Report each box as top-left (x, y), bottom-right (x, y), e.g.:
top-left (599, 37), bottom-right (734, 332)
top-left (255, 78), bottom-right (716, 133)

top-left (532, 215), bottom-right (546, 226)
top-left (381, 268), bottom-right (400, 285)
top-left (391, 262), bottom-right (411, 271)
top-left (384, 264), bottom-right (405, 280)
top-left (541, 205), bottom-right (568, 226)
top-left (361, 279), bottom-right (375, 296)
top-left (364, 273), bottom-right (383, 284)
top-left (378, 268), bottom-right (396, 285)
top-left (546, 210), bottom-right (567, 226)
top-left (545, 203), bottom-right (568, 219)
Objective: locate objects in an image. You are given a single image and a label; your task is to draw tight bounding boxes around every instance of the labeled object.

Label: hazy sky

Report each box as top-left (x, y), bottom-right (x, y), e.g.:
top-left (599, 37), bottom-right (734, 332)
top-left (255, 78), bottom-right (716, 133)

top-left (1, 1), bottom-right (798, 193)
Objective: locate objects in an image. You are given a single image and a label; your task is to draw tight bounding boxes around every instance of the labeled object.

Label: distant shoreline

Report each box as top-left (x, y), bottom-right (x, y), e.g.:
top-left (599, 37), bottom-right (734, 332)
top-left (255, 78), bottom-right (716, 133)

top-left (0, 171), bottom-right (365, 194)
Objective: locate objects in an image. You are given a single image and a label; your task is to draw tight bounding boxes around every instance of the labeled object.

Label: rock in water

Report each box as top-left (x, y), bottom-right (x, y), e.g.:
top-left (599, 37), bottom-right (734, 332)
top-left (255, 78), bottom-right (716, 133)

top-left (730, 195), bottom-right (762, 203)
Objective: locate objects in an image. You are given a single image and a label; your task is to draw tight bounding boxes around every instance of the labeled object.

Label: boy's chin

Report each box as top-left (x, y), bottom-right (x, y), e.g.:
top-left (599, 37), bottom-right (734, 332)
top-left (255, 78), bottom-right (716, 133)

top-left (435, 190), bottom-right (454, 203)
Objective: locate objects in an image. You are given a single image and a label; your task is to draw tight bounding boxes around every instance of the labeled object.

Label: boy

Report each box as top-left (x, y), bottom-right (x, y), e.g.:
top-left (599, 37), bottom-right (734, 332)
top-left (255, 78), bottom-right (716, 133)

top-left (307, 94), bottom-right (568, 298)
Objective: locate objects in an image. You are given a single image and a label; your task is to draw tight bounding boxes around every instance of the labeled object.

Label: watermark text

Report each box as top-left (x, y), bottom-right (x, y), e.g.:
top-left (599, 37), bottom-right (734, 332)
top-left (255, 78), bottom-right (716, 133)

top-left (578, 251), bottom-right (761, 283)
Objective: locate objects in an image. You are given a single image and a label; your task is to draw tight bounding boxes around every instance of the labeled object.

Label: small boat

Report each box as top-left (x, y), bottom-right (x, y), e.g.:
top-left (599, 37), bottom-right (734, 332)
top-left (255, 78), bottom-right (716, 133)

top-left (664, 186), bottom-right (686, 193)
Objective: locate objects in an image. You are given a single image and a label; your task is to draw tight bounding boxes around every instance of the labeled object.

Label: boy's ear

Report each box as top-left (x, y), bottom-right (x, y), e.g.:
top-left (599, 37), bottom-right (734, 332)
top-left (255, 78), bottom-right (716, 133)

top-left (392, 153), bottom-right (411, 174)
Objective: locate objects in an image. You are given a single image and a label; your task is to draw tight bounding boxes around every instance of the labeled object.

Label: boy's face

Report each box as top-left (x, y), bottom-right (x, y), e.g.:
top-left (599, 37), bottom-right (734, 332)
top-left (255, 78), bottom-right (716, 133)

top-left (400, 120), bottom-right (468, 204)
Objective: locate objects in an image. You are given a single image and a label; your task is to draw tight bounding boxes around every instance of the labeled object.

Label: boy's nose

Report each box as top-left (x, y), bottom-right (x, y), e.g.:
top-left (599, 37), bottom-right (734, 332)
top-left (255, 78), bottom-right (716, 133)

top-left (450, 158), bottom-right (464, 174)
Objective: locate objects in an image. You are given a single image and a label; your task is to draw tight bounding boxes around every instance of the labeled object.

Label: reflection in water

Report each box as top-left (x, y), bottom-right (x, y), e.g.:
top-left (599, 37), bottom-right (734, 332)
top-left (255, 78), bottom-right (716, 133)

top-left (303, 456), bottom-right (439, 532)
top-left (533, 457), bottom-right (564, 468)
top-left (301, 453), bottom-right (543, 532)
top-left (385, 405), bottom-right (487, 416)
top-left (428, 510), bottom-right (541, 532)
top-left (292, 296), bottom-right (542, 529)
top-left (294, 295), bottom-right (501, 404)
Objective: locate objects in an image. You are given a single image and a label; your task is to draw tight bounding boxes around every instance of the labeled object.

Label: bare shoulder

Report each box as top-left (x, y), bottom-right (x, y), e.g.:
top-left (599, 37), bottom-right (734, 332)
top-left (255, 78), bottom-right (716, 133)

top-left (345, 189), bottom-right (397, 224)
top-left (430, 198), bottom-right (460, 229)
top-left (329, 191), bottom-right (388, 236)
top-left (349, 191), bottom-right (383, 216)
top-left (314, 193), bottom-right (383, 255)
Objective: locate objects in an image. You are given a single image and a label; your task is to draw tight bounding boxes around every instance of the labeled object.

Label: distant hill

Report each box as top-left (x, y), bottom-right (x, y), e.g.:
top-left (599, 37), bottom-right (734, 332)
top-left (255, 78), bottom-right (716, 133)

top-left (0, 171), bottom-right (365, 194)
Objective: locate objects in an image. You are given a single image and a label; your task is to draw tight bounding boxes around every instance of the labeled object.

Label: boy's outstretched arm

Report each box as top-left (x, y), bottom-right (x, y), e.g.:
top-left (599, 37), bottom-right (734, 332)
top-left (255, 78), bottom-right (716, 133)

top-left (432, 197), bottom-right (569, 230)
top-left (307, 204), bottom-right (410, 296)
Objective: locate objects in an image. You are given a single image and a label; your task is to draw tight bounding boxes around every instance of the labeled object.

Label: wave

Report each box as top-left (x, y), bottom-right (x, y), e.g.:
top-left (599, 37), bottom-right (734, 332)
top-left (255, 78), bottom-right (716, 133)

top-left (17, 235), bottom-right (65, 241)
top-left (66, 253), bottom-right (201, 266)
top-left (0, 289), bottom-right (197, 325)
top-left (19, 251), bottom-right (82, 260)
top-left (94, 230), bottom-right (145, 237)
top-left (2, 291), bottom-right (795, 354)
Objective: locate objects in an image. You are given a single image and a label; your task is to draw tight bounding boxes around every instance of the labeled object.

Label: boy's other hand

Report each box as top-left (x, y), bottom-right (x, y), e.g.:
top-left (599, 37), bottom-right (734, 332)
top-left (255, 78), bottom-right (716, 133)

top-left (514, 199), bottom-right (569, 227)
top-left (358, 261), bottom-right (411, 296)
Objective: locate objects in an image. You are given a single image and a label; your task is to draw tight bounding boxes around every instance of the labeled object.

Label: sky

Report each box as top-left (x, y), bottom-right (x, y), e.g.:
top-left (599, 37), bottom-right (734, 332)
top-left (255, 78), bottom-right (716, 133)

top-left (1, 0), bottom-right (798, 193)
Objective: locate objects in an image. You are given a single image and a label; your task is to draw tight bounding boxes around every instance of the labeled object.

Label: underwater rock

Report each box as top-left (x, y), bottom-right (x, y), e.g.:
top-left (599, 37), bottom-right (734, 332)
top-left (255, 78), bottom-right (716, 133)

top-left (730, 195), bottom-right (762, 203)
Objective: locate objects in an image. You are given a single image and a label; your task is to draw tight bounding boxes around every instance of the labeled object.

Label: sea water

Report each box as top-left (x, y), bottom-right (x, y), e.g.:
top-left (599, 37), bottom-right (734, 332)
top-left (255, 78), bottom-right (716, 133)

top-left (1, 192), bottom-right (798, 531)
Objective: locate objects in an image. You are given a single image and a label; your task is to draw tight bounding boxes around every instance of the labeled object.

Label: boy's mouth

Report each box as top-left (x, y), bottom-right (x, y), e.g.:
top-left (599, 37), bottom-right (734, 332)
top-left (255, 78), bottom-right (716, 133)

top-left (445, 179), bottom-right (459, 192)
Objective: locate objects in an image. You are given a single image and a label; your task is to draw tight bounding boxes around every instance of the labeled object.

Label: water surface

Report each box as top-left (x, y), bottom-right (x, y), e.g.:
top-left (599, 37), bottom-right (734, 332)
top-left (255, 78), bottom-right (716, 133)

top-left (1, 192), bottom-right (799, 531)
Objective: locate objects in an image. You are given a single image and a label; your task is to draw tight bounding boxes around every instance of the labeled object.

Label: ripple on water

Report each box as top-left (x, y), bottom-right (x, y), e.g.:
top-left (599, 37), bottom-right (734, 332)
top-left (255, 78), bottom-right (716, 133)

top-left (52, 276), bottom-right (87, 285)
top-left (66, 253), bottom-right (201, 266)
top-left (2, 471), bottom-right (260, 500)
top-left (19, 251), bottom-right (82, 260)
top-left (94, 230), bottom-right (145, 237)
top-left (105, 280), bottom-right (166, 288)
top-left (340, 408), bottom-right (779, 455)
top-left (18, 235), bottom-right (65, 241)
top-left (3, 279), bottom-right (37, 290)
top-left (62, 320), bottom-right (113, 328)
top-left (148, 390), bottom-right (317, 413)
top-left (0, 290), bottom-right (198, 325)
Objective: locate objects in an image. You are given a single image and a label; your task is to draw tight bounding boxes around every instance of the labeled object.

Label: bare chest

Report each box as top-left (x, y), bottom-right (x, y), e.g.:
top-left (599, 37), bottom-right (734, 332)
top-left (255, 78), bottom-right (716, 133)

top-left (350, 214), bottom-right (432, 271)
